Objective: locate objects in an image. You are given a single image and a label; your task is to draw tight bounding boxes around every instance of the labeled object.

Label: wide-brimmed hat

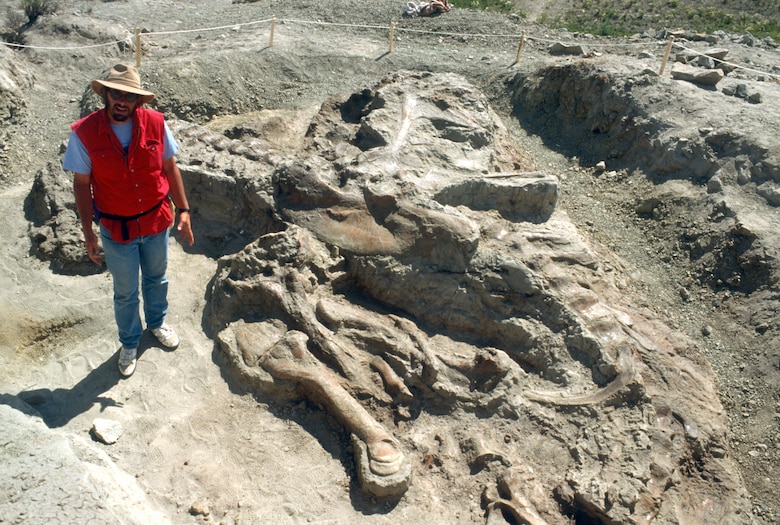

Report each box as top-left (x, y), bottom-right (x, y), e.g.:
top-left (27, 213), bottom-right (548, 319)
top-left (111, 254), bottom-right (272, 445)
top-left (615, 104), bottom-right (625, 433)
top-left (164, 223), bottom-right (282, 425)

top-left (91, 64), bottom-right (155, 105)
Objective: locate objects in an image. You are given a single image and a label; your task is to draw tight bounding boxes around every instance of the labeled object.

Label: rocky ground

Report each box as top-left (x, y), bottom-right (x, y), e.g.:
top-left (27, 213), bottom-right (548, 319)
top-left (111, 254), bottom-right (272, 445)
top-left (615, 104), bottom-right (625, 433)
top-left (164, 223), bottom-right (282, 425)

top-left (1, 0), bottom-right (780, 523)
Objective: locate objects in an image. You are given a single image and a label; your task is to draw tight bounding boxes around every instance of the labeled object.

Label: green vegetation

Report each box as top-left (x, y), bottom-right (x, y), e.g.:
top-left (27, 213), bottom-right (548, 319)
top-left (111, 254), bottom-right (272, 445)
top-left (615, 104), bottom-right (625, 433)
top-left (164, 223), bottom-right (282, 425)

top-left (1, 0), bottom-right (58, 45)
top-left (540, 0), bottom-right (779, 40)
top-left (453, 0), bottom-right (779, 40)
top-left (21, 0), bottom-right (58, 24)
top-left (450, 0), bottom-right (516, 14)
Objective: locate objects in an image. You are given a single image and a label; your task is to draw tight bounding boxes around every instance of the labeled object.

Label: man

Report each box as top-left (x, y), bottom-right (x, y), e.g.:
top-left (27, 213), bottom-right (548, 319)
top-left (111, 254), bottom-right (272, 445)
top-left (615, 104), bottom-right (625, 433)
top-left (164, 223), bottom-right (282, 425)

top-left (63, 64), bottom-right (194, 378)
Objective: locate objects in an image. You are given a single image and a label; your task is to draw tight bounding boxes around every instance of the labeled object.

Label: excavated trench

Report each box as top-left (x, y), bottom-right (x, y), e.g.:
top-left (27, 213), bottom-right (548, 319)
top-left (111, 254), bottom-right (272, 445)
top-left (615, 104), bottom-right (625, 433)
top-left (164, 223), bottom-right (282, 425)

top-left (505, 61), bottom-right (779, 184)
top-left (503, 61), bottom-right (780, 297)
top-left (19, 54), bottom-right (776, 525)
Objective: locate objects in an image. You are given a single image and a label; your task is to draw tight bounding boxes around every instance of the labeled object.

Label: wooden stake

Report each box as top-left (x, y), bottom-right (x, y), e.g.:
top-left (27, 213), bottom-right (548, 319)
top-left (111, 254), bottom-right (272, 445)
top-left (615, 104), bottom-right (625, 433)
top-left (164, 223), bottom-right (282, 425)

top-left (135, 27), bottom-right (141, 67)
top-left (388, 21), bottom-right (396, 54)
top-left (514, 31), bottom-right (526, 64)
top-left (658, 35), bottom-right (674, 76)
top-left (269, 15), bottom-right (276, 48)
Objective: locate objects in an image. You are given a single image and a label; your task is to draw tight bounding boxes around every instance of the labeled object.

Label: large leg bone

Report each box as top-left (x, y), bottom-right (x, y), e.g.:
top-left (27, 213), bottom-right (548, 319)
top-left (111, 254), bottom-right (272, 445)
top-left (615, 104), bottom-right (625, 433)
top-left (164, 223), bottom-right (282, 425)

top-left (254, 329), bottom-right (412, 498)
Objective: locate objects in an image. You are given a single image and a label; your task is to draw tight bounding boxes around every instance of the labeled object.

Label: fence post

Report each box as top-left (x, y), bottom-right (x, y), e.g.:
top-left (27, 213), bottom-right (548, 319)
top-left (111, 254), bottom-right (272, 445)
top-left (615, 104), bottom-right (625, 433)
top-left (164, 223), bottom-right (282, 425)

top-left (658, 35), bottom-right (674, 76)
top-left (270, 15), bottom-right (276, 48)
top-left (388, 21), bottom-right (396, 54)
top-left (135, 27), bottom-right (141, 67)
top-left (514, 30), bottom-right (526, 64)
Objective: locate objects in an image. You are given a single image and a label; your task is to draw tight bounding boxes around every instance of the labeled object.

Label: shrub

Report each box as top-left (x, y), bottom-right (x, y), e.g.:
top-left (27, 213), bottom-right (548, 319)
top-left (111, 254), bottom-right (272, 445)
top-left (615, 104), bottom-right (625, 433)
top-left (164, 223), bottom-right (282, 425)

top-left (20, 0), bottom-right (58, 24)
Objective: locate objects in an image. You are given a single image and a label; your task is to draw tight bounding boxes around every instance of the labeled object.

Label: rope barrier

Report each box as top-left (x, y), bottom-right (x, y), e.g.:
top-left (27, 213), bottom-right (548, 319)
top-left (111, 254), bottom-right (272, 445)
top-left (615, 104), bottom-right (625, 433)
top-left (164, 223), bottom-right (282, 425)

top-left (673, 41), bottom-right (780, 80)
top-left (143, 18), bottom-right (273, 36)
top-left (527, 35), bottom-right (664, 48)
top-left (0, 38), bottom-right (130, 50)
top-left (1, 14), bottom-right (777, 80)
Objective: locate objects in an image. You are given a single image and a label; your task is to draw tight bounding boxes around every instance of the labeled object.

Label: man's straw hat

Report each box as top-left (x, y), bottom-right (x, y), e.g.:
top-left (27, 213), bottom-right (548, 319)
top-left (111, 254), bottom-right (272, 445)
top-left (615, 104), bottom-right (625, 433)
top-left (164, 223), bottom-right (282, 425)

top-left (91, 64), bottom-right (155, 105)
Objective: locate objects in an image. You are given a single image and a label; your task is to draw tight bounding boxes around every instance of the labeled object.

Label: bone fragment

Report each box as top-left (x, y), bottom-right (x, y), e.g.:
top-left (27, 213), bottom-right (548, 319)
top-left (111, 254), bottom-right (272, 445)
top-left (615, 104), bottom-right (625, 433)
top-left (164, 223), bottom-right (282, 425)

top-left (389, 314), bottom-right (441, 382)
top-left (483, 473), bottom-right (550, 525)
top-left (524, 346), bottom-right (639, 406)
top-left (370, 355), bottom-right (413, 399)
top-left (464, 435), bottom-right (508, 471)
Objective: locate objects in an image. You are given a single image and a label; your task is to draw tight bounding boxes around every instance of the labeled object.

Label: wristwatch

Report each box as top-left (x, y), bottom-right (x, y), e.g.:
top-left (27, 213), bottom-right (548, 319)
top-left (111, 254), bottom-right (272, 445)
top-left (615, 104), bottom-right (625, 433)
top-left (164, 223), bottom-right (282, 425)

top-left (177, 208), bottom-right (190, 214)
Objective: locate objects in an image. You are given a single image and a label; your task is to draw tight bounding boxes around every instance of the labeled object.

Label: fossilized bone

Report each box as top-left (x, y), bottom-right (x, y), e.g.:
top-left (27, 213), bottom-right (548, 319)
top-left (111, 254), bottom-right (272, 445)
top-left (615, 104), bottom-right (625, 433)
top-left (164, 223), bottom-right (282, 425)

top-left (523, 345), bottom-right (641, 406)
top-left (245, 266), bottom-right (361, 381)
top-left (370, 355), bottom-right (413, 400)
top-left (242, 328), bottom-right (411, 498)
top-left (483, 472), bottom-right (550, 525)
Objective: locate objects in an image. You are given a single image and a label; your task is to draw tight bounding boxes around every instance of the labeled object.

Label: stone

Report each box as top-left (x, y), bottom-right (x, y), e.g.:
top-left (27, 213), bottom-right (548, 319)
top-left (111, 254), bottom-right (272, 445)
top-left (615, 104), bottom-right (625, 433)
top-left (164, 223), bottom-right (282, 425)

top-left (670, 62), bottom-right (724, 86)
top-left (189, 500), bottom-right (210, 517)
top-left (91, 418), bottom-right (123, 445)
top-left (757, 183), bottom-right (780, 206)
top-left (549, 42), bottom-right (588, 56)
top-left (705, 48), bottom-right (729, 61)
top-left (707, 175), bottom-right (724, 193)
top-left (696, 55), bottom-right (715, 69)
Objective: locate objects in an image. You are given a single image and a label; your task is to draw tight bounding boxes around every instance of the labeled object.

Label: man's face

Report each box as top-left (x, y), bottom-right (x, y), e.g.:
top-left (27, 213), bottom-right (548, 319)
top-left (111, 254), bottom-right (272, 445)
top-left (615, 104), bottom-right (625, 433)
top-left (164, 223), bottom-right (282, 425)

top-left (105, 88), bottom-right (139, 124)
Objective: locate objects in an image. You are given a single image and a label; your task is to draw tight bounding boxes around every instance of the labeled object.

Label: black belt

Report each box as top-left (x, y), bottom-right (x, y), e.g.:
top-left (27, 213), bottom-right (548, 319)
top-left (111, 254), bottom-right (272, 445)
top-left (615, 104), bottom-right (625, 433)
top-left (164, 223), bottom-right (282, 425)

top-left (94, 197), bottom-right (168, 241)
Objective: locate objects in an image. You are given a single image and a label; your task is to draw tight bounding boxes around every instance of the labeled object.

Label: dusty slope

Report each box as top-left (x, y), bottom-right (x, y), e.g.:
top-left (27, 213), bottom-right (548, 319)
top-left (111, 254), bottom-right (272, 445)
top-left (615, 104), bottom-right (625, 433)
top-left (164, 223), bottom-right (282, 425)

top-left (1, 0), bottom-right (780, 523)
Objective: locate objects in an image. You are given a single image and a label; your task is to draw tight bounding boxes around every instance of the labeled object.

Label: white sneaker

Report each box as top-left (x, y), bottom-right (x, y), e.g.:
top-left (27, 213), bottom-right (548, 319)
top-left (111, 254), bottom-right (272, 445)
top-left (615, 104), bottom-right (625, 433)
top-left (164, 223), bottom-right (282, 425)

top-left (151, 322), bottom-right (179, 349)
top-left (118, 346), bottom-right (137, 377)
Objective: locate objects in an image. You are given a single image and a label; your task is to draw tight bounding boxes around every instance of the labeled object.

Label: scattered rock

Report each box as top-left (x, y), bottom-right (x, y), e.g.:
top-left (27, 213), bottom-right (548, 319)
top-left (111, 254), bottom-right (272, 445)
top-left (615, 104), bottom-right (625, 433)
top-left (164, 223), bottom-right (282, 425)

top-left (757, 183), bottom-right (780, 206)
top-left (705, 48), bottom-right (730, 61)
top-left (707, 174), bottom-right (724, 193)
top-left (670, 62), bottom-right (724, 86)
top-left (696, 55), bottom-right (716, 69)
top-left (91, 418), bottom-right (123, 445)
top-left (549, 42), bottom-right (588, 56)
top-left (189, 500), bottom-right (210, 517)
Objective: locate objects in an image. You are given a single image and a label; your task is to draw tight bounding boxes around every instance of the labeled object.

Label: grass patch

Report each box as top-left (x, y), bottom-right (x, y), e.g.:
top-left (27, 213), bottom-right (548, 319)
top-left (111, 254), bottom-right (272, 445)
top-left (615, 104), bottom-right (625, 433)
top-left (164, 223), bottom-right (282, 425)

top-left (540, 0), bottom-right (780, 40)
top-left (450, 0), bottom-right (516, 14)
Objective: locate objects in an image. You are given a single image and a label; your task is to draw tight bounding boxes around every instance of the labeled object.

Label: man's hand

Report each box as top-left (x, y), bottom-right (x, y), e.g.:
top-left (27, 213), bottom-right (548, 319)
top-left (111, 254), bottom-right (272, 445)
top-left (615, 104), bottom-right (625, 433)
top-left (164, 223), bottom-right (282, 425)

top-left (176, 211), bottom-right (195, 246)
top-left (84, 229), bottom-right (103, 265)
top-left (73, 172), bottom-right (102, 265)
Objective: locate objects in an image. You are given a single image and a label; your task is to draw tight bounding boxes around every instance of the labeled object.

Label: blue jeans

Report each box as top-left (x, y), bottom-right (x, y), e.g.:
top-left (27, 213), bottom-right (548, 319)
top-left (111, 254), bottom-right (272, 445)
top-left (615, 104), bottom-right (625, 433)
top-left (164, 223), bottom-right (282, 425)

top-left (101, 225), bottom-right (170, 349)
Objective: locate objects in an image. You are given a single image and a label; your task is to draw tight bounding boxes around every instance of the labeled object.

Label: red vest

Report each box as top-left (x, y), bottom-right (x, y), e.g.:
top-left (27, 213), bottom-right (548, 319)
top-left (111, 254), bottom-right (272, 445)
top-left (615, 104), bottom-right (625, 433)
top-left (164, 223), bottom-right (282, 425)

top-left (72, 107), bottom-right (173, 243)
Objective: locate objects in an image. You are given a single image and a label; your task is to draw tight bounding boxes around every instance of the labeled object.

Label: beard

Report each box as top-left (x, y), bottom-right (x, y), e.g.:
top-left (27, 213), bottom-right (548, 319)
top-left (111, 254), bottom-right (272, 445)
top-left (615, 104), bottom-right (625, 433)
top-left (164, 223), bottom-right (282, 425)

top-left (111, 109), bottom-right (130, 122)
top-left (104, 99), bottom-right (135, 124)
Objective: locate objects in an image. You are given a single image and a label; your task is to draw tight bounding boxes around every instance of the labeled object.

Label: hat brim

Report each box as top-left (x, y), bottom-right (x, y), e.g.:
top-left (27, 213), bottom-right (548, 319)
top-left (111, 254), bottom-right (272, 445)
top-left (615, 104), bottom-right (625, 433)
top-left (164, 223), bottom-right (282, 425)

top-left (92, 79), bottom-right (155, 105)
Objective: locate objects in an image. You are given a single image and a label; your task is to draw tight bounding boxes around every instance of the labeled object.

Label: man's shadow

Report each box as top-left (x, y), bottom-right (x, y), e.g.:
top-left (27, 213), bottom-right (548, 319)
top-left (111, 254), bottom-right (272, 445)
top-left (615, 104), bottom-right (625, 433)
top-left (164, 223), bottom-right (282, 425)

top-left (10, 336), bottom-right (159, 428)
